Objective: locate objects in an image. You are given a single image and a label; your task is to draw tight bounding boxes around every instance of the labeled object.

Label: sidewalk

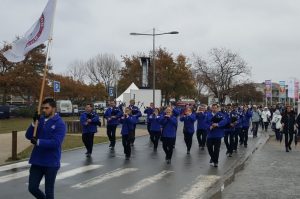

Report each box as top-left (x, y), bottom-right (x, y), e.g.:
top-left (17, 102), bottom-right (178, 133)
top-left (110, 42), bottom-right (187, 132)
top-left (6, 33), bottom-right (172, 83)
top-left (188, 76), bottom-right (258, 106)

top-left (0, 125), bottom-right (149, 165)
top-left (0, 131), bottom-right (30, 164)
top-left (222, 135), bottom-right (300, 199)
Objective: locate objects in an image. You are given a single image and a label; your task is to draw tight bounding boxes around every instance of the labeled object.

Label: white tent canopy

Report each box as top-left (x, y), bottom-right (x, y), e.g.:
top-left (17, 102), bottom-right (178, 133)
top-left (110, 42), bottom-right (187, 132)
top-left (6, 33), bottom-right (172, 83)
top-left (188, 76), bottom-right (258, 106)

top-left (116, 82), bottom-right (139, 102)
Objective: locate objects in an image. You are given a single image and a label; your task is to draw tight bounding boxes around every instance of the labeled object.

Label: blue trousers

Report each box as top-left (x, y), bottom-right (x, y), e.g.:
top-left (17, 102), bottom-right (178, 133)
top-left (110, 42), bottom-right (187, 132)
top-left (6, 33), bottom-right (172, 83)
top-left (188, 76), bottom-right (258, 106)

top-left (28, 165), bottom-right (59, 199)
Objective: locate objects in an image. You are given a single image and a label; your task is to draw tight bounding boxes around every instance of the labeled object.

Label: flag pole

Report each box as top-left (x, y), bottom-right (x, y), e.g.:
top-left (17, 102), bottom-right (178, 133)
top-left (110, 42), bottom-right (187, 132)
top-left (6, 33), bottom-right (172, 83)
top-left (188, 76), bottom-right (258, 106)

top-left (33, 0), bottom-right (57, 137)
top-left (33, 39), bottom-right (52, 137)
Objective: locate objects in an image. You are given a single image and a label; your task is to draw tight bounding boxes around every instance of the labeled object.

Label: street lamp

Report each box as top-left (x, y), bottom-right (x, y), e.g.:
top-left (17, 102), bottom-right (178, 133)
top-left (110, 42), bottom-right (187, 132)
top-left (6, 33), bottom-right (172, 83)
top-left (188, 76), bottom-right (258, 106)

top-left (130, 28), bottom-right (179, 107)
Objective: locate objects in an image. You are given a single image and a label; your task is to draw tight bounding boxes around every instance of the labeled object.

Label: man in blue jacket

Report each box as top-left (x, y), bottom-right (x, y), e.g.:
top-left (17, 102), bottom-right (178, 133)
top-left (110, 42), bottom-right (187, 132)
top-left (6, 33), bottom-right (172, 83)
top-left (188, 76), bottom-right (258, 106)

top-left (144, 103), bottom-right (155, 138)
top-left (25, 98), bottom-right (66, 199)
top-left (224, 104), bottom-right (238, 157)
top-left (240, 105), bottom-right (253, 147)
top-left (104, 101), bottom-right (122, 150)
top-left (196, 105), bottom-right (209, 150)
top-left (128, 100), bottom-right (142, 146)
top-left (206, 104), bottom-right (227, 167)
top-left (80, 103), bottom-right (100, 157)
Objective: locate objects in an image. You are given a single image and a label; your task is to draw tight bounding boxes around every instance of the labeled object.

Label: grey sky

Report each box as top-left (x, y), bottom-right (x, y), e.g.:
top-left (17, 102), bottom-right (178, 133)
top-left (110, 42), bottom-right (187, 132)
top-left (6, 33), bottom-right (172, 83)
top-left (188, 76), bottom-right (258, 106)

top-left (1, 0), bottom-right (299, 83)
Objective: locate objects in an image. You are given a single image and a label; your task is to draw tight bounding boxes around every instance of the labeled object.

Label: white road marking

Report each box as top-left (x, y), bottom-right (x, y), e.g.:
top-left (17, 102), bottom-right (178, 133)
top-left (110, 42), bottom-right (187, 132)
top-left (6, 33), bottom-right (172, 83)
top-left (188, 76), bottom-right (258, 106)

top-left (0, 163), bottom-right (69, 183)
top-left (40, 164), bottom-right (102, 185)
top-left (180, 175), bottom-right (220, 199)
top-left (72, 168), bottom-right (138, 189)
top-left (122, 170), bottom-right (173, 194)
top-left (0, 161), bottom-right (29, 172)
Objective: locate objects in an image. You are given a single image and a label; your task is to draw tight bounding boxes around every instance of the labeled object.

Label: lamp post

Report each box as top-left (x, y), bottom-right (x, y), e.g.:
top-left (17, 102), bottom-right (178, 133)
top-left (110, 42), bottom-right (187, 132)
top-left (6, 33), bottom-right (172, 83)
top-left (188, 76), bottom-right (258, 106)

top-left (130, 28), bottom-right (179, 107)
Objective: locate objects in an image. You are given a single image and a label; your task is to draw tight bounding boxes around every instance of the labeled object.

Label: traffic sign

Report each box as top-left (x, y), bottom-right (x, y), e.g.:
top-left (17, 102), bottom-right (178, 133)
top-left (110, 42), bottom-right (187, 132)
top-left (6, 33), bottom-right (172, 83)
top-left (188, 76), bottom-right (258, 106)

top-left (54, 81), bottom-right (60, 93)
top-left (109, 87), bottom-right (114, 97)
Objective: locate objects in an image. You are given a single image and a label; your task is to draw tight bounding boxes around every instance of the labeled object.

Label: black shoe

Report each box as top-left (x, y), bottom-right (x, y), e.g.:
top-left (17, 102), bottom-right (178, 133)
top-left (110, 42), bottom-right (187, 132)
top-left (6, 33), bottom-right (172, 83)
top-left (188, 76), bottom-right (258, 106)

top-left (244, 145), bottom-right (248, 148)
top-left (214, 163), bottom-right (218, 167)
top-left (110, 147), bottom-right (115, 151)
top-left (125, 156), bottom-right (130, 160)
top-left (187, 150), bottom-right (190, 155)
top-left (288, 146), bottom-right (292, 150)
top-left (166, 159), bottom-right (171, 164)
top-left (201, 147), bottom-right (205, 151)
top-left (86, 153), bottom-right (91, 158)
top-left (286, 148), bottom-right (289, 152)
top-left (228, 153), bottom-right (233, 157)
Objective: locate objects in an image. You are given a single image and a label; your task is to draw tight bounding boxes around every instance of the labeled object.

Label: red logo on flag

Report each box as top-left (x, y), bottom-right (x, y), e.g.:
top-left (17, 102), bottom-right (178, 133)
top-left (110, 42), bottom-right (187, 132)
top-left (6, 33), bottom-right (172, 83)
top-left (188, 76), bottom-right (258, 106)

top-left (26, 14), bottom-right (45, 48)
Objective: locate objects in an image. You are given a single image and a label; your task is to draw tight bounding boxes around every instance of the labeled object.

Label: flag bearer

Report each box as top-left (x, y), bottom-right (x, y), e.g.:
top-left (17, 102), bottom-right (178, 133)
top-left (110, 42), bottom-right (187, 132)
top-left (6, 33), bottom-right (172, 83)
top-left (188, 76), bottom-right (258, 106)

top-left (25, 98), bottom-right (66, 199)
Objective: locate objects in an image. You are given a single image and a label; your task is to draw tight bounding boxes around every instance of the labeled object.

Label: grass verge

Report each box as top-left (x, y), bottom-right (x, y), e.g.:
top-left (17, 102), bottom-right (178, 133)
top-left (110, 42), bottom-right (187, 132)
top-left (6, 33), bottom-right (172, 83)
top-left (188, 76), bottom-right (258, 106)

top-left (0, 116), bottom-right (80, 134)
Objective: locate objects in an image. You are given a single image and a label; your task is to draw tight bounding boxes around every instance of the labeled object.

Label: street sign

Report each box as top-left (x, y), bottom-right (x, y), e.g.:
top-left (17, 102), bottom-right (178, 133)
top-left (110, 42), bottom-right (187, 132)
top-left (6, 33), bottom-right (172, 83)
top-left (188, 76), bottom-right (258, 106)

top-left (54, 81), bottom-right (60, 93)
top-left (109, 87), bottom-right (114, 97)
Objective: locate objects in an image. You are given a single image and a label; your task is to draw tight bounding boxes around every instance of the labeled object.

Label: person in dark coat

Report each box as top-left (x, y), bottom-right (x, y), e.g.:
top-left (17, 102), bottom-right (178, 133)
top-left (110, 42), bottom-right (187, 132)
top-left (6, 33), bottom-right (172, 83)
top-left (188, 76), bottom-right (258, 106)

top-left (281, 105), bottom-right (296, 152)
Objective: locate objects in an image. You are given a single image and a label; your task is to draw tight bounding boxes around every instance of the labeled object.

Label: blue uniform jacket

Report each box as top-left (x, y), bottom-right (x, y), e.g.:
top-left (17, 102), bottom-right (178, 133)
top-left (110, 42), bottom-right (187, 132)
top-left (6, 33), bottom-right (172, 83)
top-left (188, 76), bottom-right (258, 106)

top-left (236, 110), bottom-right (244, 129)
top-left (180, 113), bottom-right (196, 134)
top-left (120, 116), bottom-right (136, 135)
top-left (149, 114), bottom-right (162, 132)
top-left (173, 107), bottom-right (181, 117)
top-left (144, 107), bottom-right (154, 122)
top-left (25, 114), bottom-right (66, 168)
top-left (129, 105), bottom-right (142, 123)
top-left (160, 116), bottom-right (178, 138)
top-left (196, 112), bottom-right (208, 130)
top-left (80, 111), bottom-right (99, 133)
top-left (104, 107), bottom-right (122, 126)
top-left (206, 111), bottom-right (227, 139)
top-left (242, 109), bottom-right (253, 128)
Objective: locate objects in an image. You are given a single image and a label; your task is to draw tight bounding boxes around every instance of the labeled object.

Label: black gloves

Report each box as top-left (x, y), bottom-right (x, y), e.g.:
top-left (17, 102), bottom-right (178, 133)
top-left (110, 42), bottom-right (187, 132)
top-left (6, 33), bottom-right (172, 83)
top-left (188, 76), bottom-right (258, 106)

top-left (31, 137), bottom-right (38, 145)
top-left (33, 112), bottom-right (40, 123)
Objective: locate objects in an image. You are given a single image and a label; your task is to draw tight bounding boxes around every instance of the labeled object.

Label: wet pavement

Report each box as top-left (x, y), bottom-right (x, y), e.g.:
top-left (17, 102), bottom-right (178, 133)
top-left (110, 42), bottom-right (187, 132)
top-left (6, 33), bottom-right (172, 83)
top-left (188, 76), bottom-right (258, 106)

top-left (0, 123), bottom-right (263, 199)
top-left (222, 136), bottom-right (300, 199)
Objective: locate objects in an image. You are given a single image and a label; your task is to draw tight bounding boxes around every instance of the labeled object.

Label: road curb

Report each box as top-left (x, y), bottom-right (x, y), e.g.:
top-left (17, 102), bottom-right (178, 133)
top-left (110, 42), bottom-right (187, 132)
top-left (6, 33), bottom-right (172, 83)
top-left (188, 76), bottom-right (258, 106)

top-left (203, 134), bottom-right (271, 199)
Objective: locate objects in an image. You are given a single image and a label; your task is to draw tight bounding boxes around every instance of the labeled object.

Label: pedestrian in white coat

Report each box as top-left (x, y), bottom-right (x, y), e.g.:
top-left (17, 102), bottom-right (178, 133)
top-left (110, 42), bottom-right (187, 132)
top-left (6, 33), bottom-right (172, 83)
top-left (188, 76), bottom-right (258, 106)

top-left (261, 107), bottom-right (271, 132)
top-left (271, 110), bottom-right (282, 141)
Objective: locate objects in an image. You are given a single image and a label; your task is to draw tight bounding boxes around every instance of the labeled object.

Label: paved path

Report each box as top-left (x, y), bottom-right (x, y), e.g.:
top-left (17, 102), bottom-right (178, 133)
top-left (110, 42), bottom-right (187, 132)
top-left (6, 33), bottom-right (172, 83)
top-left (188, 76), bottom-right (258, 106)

top-left (0, 122), bottom-right (264, 199)
top-left (223, 136), bottom-right (300, 199)
top-left (0, 131), bottom-right (30, 164)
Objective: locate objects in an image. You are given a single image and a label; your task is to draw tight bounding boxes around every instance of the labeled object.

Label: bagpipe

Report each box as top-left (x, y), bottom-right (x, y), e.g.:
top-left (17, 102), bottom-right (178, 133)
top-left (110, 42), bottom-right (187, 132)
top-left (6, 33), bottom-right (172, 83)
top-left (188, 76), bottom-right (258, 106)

top-left (87, 112), bottom-right (101, 127)
top-left (111, 107), bottom-right (121, 117)
top-left (211, 114), bottom-right (223, 123)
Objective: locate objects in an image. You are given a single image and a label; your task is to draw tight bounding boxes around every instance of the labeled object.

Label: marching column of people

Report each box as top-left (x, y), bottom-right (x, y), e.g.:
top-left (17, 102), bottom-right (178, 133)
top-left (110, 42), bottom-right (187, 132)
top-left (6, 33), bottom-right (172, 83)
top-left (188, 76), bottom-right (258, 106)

top-left (77, 100), bottom-right (300, 165)
top-left (27, 98), bottom-right (300, 199)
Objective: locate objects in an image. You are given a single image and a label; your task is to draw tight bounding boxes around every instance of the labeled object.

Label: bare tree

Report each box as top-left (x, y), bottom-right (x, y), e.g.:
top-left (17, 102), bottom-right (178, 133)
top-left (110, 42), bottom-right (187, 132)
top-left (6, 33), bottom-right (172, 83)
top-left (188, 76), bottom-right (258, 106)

top-left (194, 48), bottom-right (251, 103)
top-left (86, 53), bottom-right (121, 91)
top-left (67, 60), bottom-right (86, 83)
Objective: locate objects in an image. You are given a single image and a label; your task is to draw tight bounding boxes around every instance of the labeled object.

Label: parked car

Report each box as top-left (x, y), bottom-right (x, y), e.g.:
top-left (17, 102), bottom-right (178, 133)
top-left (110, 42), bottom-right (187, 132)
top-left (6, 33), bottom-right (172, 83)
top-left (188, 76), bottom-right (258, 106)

top-left (0, 105), bottom-right (10, 119)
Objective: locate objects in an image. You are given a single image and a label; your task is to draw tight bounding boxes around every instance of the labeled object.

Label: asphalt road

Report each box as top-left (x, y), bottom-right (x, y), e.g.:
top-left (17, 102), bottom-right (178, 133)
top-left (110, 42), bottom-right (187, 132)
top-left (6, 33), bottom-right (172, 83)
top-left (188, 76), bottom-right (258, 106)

top-left (0, 123), bottom-right (263, 199)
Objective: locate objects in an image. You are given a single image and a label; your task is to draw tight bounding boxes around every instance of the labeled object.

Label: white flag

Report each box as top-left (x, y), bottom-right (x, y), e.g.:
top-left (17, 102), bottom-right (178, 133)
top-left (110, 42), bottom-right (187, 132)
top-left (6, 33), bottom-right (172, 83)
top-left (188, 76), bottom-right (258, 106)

top-left (3, 0), bottom-right (57, 63)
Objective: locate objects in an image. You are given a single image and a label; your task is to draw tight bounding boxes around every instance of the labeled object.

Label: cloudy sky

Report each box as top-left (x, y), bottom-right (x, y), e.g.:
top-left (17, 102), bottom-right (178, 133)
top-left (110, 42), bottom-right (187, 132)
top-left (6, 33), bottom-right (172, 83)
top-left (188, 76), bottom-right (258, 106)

top-left (1, 0), bottom-right (299, 83)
